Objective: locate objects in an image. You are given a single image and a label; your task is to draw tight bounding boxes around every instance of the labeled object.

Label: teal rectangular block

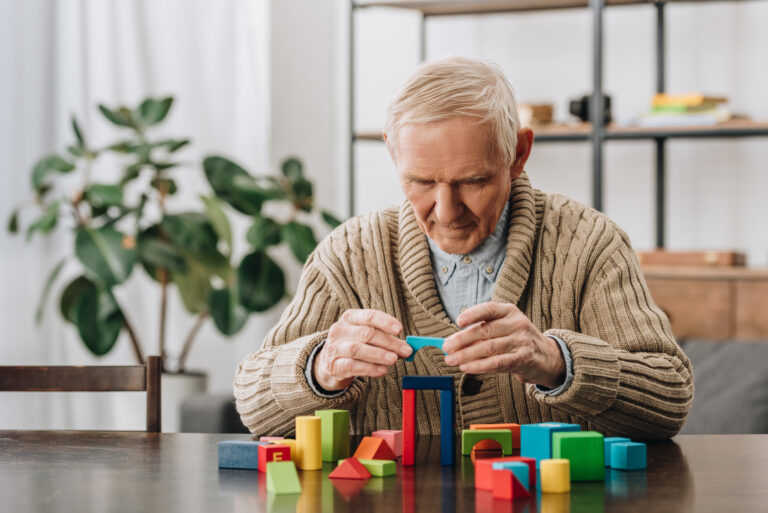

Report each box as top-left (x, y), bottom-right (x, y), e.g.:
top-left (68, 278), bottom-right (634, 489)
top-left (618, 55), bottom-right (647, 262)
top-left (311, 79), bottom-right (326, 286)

top-left (610, 442), bottom-right (647, 470)
top-left (217, 440), bottom-right (268, 470)
top-left (404, 336), bottom-right (445, 362)
top-left (315, 409), bottom-right (350, 462)
top-left (492, 461), bottom-right (530, 491)
top-left (603, 437), bottom-right (631, 466)
top-left (520, 423), bottom-right (581, 468)
top-left (552, 431), bottom-right (605, 481)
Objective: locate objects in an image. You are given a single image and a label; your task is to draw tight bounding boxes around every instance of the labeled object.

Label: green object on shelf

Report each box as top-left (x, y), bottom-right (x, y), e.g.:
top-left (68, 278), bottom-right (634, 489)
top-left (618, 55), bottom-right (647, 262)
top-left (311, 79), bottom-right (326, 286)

top-left (552, 431), bottom-right (605, 481)
top-left (356, 459), bottom-right (396, 477)
top-left (266, 461), bottom-right (302, 494)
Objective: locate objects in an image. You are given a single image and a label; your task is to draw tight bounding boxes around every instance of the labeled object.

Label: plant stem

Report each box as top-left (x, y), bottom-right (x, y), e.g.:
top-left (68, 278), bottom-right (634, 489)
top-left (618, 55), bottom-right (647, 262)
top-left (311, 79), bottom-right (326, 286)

top-left (123, 314), bottom-right (145, 365)
top-left (177, 310), bottom-right (208, 373)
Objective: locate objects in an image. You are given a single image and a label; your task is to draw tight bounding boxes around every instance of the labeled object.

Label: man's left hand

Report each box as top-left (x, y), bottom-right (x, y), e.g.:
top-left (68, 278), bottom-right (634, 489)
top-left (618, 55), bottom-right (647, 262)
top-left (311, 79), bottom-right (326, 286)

top-left (442, 302), bottom-right (566, 389)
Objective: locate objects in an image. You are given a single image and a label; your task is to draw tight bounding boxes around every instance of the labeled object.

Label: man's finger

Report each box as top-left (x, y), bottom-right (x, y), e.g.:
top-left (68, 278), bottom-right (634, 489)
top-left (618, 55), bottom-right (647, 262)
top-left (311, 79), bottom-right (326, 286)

top-left (335, 340), bottom-right (399, 366)
top-left (343, 325), bottom-right (412, 357)
top-left (456, 302), bottom-right (516, 328)
top-left (332, 357), bottom-right (389, 379)
top-left (444, 336), bottom-right (512, 367)
top-left (341, 309), bottom-right (403, 335)
top-left (443, 320), bottom-right (511, 354)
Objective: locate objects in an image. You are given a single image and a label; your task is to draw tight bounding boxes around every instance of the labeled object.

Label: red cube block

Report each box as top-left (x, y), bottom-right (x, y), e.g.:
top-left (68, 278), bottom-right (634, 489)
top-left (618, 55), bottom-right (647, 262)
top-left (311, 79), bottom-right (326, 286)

top-left (257, 444), bottom-right (291, 473)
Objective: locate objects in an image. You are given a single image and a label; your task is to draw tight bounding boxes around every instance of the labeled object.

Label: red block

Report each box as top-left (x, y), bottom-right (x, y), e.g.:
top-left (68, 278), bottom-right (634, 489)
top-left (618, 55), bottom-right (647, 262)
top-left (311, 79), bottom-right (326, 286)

top-left (470, 423), bottom-right (521, 450)
top-left (402, 389), bottom-right (415, 466)
top-left (328, 457), bottom-right (372, 480)
top-left (492, 469), bottom-right (531, 501)
top-left (474, 457), bottom-right (522, 491)
top-left (257, 444), bottom-right (291, 473)
top-left (508, 456), bottom-right (536, 490)
top-left (353, 436), bottom-right (396, 461)
top-left (372, 430), bottom-right (403, 457)
top-left (259, 436), bottom-right (284, 443)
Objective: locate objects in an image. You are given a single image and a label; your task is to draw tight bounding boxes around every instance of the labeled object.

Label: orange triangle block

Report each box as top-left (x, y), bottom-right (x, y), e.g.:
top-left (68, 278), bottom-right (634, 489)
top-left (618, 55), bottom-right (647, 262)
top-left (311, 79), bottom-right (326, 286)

top-left (329, 457), bottom-right (372, 480)
top-left (353, 436), bottom-right (396, 461)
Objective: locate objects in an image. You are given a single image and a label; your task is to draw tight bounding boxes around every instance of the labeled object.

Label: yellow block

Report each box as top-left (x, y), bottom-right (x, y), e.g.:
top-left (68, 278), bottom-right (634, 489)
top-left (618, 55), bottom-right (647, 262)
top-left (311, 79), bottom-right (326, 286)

top-left (541, 458), bottom-right (571, 493)
top-left (279, 439), bottom-right (298, 463)
top-left (296, 416), bottom-right (322, 470)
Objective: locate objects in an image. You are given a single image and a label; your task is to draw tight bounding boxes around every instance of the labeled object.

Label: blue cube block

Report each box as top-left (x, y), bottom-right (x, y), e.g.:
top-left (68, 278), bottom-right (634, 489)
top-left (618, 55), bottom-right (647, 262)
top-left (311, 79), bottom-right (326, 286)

top-left (603, 437), bottom-right (631, 466)
top-left (610, 442), bottom-right (647, 470)
top-left (492, 461), bottom-right (530, 491)
top-left (217, 440), bottom-right (267, 470)
top-left (520, 422), bottom-right (581, 468)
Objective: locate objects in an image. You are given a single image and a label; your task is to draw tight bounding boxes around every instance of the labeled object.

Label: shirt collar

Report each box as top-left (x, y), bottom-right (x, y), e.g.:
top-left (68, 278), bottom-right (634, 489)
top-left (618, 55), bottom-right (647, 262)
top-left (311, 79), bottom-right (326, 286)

top-left (428, 197), bottom-right (511, 286)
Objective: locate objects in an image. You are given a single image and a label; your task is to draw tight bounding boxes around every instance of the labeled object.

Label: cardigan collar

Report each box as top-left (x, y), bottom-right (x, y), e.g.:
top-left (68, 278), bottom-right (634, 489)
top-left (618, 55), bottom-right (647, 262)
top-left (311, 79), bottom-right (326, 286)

top-left (397, 172), bottom-right (538, 326)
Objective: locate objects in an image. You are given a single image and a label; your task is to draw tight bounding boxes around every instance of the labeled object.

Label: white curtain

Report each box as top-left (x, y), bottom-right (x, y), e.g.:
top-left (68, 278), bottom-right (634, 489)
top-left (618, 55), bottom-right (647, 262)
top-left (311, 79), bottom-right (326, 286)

top-left (0, 0), bottom-right (272, 429)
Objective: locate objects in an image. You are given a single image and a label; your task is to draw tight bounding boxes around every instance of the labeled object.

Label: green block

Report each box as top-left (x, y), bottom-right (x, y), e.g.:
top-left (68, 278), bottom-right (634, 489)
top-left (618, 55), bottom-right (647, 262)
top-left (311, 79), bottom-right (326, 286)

top-left (315, 409), bottom-right (350, 462)
top-left (357, 459), bottom-right (396, 477)
top-left (461, 429), bottom-right (513, 455)
top-left (552, 431), bottom-right (605, 481)
top-left (266, 461), bottom-right (302, 494)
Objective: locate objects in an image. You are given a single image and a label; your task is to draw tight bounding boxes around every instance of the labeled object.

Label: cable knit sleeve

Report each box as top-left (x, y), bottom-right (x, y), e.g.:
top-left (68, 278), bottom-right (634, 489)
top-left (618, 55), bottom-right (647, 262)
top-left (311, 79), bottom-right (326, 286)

top-left (529, 223), bottom-right (694, 440)
top-left (233, 252), bottom-right (365, 437)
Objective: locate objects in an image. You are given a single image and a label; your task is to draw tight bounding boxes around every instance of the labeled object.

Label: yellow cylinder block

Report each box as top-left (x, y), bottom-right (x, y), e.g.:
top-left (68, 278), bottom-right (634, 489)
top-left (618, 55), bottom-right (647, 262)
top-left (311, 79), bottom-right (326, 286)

top-left (540, 458), bottom-right (571, 493)
top-left (276, 439), bottom-right (297, 463)
top-left (295, 416), bottom-right (322, 470)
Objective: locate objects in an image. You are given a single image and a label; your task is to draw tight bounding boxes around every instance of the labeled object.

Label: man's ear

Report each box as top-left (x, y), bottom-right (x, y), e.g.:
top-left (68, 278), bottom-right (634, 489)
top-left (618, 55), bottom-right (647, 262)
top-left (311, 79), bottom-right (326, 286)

top-left (510, 127), bottom-right (534, 179)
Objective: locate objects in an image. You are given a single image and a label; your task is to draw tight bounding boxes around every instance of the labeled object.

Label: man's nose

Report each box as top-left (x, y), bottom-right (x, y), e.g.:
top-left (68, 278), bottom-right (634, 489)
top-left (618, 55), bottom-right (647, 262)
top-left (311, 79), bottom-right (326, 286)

top-left (434, 184), bottom-right (463, 224)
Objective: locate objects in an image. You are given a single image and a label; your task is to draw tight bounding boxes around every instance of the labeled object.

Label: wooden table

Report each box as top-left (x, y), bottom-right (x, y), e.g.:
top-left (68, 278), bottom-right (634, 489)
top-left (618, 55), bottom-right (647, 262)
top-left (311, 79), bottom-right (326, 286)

top-left (1, 431), bottom-right (767, 512)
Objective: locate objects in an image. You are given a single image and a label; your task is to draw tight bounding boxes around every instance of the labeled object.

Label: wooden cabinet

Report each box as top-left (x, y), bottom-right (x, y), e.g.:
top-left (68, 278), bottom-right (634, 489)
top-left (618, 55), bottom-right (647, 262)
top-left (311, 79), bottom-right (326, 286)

top-left (643, 266), bottom-right (768, 341)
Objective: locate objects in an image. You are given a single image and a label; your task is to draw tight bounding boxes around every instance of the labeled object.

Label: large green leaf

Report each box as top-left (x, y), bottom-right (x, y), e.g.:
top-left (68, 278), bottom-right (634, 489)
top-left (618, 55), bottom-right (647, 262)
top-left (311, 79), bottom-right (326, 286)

top-left (26, 201), bottom-right (60, 240)
top-left (137, 97), bottom-right (173, 126)
top-left (98, 104), bottom-right (135, 128)
top-left (203, 156), bottom-right (264, 215)
top-left (138, 236), bottom-right (187, 273)
top-left (31, 155), bottom-right (75, 195)
top-left (238, 251), bottom-right (285, 312)
top-left (246, 214), bottom-right (281, 250)
top-left (281, 221), bottom-right (318, 263)
top-left (321, 210), bottom-right (343, 229)
top-left (161, 213), bottom-right (218, 256)
top-left (35, 258), bottom-right (67, 324)
top-left (208, 287), bottom-right (248, 336)
top-left (172, 260), bottom-right (212, 314)
top-left (85, 184), bottom-right (123, 208)
top-left (291, 178), bottom-right (314, 212)
top-left (201, 196), bottom-right (232, 254)
top-left (74, 286), bottom-right (124, 356)
top-left (60, 276), bottom-right (95, 323)
top-left (75, 226), bottom-right (137, 287)
top-left (281, 157), bottom-right (303, 183)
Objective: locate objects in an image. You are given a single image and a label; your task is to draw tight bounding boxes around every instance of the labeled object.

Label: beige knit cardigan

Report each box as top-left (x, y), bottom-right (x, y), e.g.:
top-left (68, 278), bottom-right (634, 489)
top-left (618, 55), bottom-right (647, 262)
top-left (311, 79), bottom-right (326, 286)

top-left (234, 173), bottom-right (693, 440)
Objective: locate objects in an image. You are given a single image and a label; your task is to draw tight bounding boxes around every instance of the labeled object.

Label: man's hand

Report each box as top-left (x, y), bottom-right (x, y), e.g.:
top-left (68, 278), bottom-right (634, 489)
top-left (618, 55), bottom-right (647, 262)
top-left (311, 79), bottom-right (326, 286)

top-left (442, 302), bottom-right (566, 389)
top-left (313, 309), bottom-right (412, 391)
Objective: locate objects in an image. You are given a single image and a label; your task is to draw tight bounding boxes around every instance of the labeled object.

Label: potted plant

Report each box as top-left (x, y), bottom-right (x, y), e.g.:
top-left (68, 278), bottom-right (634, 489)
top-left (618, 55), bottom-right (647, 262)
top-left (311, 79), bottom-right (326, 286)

top-left (7, 96), bottom-right (341, 428)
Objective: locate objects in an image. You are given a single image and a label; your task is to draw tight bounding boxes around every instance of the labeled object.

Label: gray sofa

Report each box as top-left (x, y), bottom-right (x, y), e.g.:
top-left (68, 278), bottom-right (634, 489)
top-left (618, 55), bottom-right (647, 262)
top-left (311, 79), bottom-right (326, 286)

top-left (181, 340), bottom-right (768, 434)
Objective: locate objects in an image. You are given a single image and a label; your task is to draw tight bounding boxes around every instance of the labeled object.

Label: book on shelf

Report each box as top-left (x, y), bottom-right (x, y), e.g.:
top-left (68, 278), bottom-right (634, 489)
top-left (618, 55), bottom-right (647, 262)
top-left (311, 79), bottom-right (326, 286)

top-left (635, 93), bottom-right (732, 127)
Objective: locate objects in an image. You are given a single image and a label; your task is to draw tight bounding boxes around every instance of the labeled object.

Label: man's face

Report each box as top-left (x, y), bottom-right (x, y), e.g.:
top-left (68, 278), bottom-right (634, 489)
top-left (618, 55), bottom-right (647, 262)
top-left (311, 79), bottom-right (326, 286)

top-left (395, 117), bottom-right (522, 255)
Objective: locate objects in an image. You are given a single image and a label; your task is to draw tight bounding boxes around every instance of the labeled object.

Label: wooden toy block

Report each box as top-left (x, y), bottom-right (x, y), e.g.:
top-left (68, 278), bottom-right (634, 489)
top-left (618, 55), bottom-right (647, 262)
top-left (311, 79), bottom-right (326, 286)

top-left (402, 389), bottom-right (415, 466)
top-left (474, 456), bottom-right (534, 491)
top-left (603, 437), bottom-right (631, 466)
top-left (217, 440), bottom-right (267, 470)
top-left (295, 415), bottom-right (322, 470)
top-left (357, 458), bottom-right (397, 477)
top-left (353, 436), bottom-right (396, 461)
top-left (315, 409), bottom-right (350, 462)
top-left (461, 429), bottom-right (513, 456)
top-left (610, 442), bottom-right (647, 470)
top-left (491, 468), bottom-right (531, 501)
top-left (540, 458), bottom-right (571, 493)
top-left (402, 375), bottom-right (453, 390)
top-left (372, 430), bottom-right (403, 457)
top-left (552, 431), bottom-right (605, 481)
top-left (440, 388), bottom-right (454, 466)
top-left (257, 444), bottom-right (291, 473)
top-left (520, 422), bottom-right (581, 468)
top-left (470, 423), bottom-right (521, 450)
top-left (328, 457), bottom-right (371, 480)
top-left (492, 461), bottom-right (530, 491)
top-left (265, 460), bottom-right (302, 494)
top-left (404, 336), bottom-right (446, 362)
top-left (259, 436), bottom-right (284, 442)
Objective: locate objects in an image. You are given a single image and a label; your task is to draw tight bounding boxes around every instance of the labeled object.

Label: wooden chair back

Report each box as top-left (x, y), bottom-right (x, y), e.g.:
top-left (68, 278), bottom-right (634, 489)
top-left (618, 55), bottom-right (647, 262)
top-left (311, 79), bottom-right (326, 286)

top-left (0, 356), bottom-right (161, 432)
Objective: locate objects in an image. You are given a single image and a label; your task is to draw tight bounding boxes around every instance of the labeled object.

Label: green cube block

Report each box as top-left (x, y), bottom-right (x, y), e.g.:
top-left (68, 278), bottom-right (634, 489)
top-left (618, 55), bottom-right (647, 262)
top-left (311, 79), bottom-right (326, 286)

top-left (357, 458), bottom-right (396, 477)
top-left (315, 409), bottom-right (350, 462)
top-left (552, 431), bottom-right (605, 481)
top-left (461, 429), bottom-right (513, 455)
top-left (266, 461), bottom-right (302, 494)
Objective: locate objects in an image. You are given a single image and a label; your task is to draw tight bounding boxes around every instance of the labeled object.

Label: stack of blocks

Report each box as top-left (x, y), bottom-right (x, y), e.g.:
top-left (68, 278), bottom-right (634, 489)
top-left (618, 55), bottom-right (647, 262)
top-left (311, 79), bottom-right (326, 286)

top-left (402, 375), bottom-right (455, 466)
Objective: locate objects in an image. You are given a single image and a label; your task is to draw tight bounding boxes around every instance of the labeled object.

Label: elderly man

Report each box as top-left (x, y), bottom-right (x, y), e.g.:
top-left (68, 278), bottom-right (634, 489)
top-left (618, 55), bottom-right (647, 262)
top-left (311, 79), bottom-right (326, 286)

top-left (234, 57), bottom-right (693, 440)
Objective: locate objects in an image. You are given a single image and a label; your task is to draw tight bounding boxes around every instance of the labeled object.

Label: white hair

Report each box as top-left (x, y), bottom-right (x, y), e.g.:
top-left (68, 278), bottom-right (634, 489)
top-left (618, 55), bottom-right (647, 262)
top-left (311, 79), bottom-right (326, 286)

top-left (384, 56), bottom-right (521, 168)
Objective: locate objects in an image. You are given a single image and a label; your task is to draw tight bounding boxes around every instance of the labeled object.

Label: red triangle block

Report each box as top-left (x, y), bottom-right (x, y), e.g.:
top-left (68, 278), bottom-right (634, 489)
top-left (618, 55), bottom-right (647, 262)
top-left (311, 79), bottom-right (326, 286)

top-left (329, 457), bottom-right (372, 480)
top-left (491, 469), bottom-right (531, 501)
top-left (353, 436), bottom-right (397, 461)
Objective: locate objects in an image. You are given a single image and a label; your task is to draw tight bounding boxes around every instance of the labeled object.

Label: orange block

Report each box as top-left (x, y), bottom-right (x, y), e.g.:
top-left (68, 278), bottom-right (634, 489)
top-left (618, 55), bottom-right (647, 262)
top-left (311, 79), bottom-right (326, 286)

top-left (470, 423), bottom-right (521, 450)
top-left (352, 436), bottom-right (396, 461)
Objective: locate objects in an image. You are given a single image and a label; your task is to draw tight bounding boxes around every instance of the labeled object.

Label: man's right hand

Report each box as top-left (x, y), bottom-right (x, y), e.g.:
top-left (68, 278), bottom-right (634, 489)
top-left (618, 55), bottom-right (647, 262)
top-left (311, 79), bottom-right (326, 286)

top-left (313, 309), bottom-right (412, 391)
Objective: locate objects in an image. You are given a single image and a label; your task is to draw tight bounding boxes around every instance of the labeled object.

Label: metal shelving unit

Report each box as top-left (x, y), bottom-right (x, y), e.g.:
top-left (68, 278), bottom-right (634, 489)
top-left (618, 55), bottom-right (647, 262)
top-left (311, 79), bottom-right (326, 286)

top-left (349, 0), bottom-right (768, 247)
